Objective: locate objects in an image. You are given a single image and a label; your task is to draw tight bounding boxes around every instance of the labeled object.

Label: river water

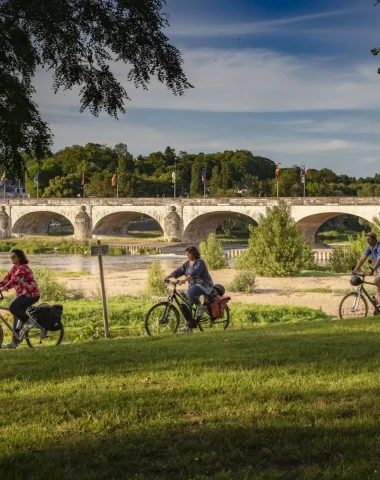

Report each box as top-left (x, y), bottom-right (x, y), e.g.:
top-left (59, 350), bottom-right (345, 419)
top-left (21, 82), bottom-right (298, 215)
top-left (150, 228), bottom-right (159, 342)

top-left (0, 253), bottom-right (188, 275)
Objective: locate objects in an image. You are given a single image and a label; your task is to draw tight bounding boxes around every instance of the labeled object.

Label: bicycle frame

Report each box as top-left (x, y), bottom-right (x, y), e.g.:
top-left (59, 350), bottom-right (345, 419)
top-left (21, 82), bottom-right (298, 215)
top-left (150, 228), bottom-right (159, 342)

top-left (165, 281), bottom-right (211, 325)
top-left (0, 305), bottom-right (25, 342)
top-left (355, 280), bottom-right (378, 309)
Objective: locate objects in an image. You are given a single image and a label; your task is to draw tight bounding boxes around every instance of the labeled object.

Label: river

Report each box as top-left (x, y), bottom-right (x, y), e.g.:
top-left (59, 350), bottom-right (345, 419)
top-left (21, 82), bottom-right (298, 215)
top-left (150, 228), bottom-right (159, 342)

top-left (0, 253), bottom-right (189, 275)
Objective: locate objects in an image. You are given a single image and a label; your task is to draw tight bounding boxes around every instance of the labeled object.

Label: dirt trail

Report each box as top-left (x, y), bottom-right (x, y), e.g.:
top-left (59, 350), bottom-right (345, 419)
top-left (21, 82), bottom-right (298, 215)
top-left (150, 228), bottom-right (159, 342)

top-left (61, 269), bottom-right (353, 318)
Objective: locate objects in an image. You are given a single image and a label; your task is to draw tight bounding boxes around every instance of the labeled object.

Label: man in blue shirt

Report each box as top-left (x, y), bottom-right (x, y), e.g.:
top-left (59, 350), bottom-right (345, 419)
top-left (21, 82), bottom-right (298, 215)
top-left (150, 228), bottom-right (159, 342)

top-left (352, 232), bottom-right (380, 308)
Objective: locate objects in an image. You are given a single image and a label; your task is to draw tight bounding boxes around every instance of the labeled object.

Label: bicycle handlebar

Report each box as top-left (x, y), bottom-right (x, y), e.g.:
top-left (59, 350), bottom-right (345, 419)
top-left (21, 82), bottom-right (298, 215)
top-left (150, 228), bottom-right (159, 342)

top-left (164, 279), bottom-right (180, 286)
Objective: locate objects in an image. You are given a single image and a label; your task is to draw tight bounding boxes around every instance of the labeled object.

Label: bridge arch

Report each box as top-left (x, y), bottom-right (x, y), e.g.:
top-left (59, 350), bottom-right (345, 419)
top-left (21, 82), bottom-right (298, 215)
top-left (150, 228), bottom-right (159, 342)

top-left (182, 211), bottom-right (258, 243)
top-left (296, 212), bottom-right (373, 244)
top-left (92, 211), bottom-right (163, 238)
top-left (12, 211), bottom-right (74, 236)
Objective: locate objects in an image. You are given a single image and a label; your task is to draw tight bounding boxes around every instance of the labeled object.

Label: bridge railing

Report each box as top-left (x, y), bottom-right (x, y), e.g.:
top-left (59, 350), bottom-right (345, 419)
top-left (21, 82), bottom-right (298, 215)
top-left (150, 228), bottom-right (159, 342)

top-left (225, 248), bottom-right (333, 265)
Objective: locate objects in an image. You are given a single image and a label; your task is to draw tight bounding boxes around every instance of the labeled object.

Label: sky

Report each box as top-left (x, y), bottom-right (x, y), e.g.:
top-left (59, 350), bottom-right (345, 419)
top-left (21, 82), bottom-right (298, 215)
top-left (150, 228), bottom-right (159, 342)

top-left (33, 0), bottom-right (380, 177)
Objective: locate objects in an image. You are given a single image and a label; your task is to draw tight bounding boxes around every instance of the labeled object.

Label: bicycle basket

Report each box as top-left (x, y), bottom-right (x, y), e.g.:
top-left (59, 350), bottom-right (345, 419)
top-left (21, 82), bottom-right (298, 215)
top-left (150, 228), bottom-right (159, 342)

top-left (350, 275), bottom-right (363, 286)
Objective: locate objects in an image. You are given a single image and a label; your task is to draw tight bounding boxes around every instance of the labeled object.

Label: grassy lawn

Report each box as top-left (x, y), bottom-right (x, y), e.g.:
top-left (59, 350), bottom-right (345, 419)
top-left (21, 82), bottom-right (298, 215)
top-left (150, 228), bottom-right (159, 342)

top-left (1, 318), bottom-right (380, 479)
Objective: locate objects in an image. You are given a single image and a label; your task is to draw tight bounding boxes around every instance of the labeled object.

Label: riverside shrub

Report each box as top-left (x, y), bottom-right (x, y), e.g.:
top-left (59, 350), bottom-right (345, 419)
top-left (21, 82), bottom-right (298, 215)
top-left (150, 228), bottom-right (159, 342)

top-left (199, 233), bottom-right (228, 270)
top-left (328, 232), bottom-right (367, 273)
top-left (146, 261), bottom-right (167, 296)
top-left (237, 200), bottom-right (315, 277)
top-left (228, 270), bottom-right (256, 293)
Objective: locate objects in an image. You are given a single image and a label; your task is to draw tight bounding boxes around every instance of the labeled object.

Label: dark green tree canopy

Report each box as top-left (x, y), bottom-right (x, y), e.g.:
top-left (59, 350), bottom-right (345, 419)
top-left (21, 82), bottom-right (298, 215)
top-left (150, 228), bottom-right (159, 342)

top-left (0, 0), bottom-right (192, 176)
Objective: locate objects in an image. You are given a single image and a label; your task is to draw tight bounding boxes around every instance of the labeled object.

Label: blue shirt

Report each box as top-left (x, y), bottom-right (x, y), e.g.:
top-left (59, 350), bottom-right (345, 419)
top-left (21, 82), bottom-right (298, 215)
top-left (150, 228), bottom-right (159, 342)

top-left (364, 241), bottom-right (380, 272)
top-left (171, 258), bottom-right (213, 291)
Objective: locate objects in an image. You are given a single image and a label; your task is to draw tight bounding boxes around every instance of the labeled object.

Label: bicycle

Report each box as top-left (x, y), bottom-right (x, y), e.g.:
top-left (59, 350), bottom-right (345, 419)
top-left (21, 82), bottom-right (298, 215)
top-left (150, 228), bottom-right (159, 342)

top-left (145, 280), bottom-right (230, 336)
top-left (0, 293), bottom-right (64, 348)
top-left (339, 270), bottom-right (380, 319)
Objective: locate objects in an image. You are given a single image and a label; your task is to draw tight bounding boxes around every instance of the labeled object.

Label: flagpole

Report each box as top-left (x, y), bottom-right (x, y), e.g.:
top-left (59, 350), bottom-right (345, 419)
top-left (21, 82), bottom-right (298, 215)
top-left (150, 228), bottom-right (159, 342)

top-left (204, 166), bottom-right (206, 198)
top-left (3, 172), bottom-right (5, 200)
top-left (83, 165), bottom-right (86, 199)
top-left (37, 170), bottom-right (39, 199)
top-left (174, 158), bottom-right (177, 199)
top-left (116, 168), bottom-right (119, 199)
top-left (303, 165), bottom-right (306, 198)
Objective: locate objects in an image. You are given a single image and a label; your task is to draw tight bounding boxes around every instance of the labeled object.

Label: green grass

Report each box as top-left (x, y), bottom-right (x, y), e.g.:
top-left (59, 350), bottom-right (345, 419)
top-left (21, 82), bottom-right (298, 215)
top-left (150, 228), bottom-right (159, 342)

top-left (126, 230), bottom-right (163, 239)
top-left (315, 230), bottom-right (363, 245)
top-left (2, 318), bottom-right (380, 479)
top-left (54, 271), bottom-right (90, 277)
top-left (296, 269), bottom-right (343, 277)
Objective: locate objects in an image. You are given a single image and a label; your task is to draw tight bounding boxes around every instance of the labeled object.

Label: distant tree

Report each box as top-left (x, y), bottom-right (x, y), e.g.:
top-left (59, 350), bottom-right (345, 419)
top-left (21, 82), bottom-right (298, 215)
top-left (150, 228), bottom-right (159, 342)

top-left (241, 174), bottom-right (260, 196)
top-left (43, 174), bottom-right (80, 198)
top-left (190, 160), bottom-right (203, 197)
top-left (220, 161), bottom-right (231, 190)
top-left (209, 166), bottom-right (221, 195)
top-left (0, 0), bottom-right (192, 175)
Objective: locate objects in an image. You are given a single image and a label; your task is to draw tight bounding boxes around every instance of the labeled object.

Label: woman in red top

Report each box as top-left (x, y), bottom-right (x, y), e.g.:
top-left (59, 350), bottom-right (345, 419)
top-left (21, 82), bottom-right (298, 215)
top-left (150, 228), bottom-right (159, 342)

top-left (0, 249), bottom-right (40, 348)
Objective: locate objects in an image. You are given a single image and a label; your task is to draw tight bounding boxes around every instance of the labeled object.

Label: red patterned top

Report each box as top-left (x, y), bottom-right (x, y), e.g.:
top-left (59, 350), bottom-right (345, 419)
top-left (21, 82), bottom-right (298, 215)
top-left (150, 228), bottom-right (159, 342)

top-left (0, 265), bottom-right (40, 297)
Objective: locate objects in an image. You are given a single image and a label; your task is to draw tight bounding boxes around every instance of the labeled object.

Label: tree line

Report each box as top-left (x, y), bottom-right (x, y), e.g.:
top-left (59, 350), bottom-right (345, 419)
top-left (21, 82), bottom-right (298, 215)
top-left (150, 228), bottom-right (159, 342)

top-left (23, 142), bottom-right (380, 198)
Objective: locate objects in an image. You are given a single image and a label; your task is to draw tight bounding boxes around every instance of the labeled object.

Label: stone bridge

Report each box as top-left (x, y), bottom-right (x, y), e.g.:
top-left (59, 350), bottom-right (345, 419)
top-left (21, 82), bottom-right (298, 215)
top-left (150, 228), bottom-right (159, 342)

top-left (0, 197), bottom-right (379, 244)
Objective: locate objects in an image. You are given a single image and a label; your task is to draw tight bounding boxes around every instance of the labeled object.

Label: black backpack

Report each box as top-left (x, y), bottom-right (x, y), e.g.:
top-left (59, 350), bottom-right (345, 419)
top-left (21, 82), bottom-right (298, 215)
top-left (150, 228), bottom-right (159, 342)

top-left (31, 304), bottom-right (63, 331)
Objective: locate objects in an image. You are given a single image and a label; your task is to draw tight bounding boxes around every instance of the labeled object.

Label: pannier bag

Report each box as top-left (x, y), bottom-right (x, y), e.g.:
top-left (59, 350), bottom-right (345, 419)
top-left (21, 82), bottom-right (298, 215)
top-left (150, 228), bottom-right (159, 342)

top-left (210, 296), bottom-right (231, 319)
top-left (31, 304), bottom-right (63, 331)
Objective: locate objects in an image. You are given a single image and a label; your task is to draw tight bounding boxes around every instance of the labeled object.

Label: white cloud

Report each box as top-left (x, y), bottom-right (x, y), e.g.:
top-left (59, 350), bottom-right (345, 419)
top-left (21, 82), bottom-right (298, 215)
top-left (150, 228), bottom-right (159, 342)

top-left (33, 48), bottom-right (380, 114)
top-left (31, 45), bottom-right (380, 176)
top-left (168, 8), bottom-right (361, 37)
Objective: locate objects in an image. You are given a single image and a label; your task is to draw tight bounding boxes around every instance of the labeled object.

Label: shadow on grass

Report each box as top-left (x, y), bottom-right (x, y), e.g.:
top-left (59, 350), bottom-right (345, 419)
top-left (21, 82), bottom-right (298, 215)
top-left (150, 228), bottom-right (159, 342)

top-left (1, 419), bottom-right (380, 479)
top-left (1, 320), bottom-right (380, 383)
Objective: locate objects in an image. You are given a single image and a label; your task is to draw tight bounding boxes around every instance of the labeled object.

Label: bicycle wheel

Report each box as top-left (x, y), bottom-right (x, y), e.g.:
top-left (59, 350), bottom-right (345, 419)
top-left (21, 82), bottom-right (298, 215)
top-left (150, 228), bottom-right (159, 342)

top-left (145, 302), bottom-right (180, 336)
top-left (25, 324), bottom-right (64, 348)
top-left (339, 293), bottom-right (368, 319)
top-left (198, 305), bottom-right (230, 332)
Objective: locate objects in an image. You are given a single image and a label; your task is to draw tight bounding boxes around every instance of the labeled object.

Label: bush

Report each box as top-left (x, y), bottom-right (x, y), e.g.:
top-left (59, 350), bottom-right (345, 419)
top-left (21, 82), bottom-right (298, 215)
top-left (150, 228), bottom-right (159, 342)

top-left (146, 262), bottom-right (167, 296)
top-left (33, 267), bottom-right (82, 301)
top-left (228, 270), bottom-right (256, 293)
top-left (328, 232), bottom-right (367, 273)
top-left (237, 200), bottom-right (315, 277)
top-left (74, 319), bottom-right (104, 343)
top-left (199, 233), bottom-right (229, 270)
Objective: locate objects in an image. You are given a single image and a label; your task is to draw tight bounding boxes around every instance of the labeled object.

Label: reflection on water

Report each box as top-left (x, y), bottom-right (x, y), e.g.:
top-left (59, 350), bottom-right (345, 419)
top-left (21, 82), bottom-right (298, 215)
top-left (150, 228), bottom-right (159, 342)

top-left (0, 253), bottom-right (187, 275)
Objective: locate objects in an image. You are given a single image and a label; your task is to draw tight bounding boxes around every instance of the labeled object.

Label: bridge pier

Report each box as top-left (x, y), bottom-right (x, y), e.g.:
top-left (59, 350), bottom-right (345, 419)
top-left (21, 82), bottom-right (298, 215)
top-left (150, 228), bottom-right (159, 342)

top-left (163, 206), bottom-right (182, 241)
top-left (298, 225), bottom-right (319, 245)
top-left (0, 206), bottom-right (11, 238)
top-left (74, 206), bottom-right (92, 240)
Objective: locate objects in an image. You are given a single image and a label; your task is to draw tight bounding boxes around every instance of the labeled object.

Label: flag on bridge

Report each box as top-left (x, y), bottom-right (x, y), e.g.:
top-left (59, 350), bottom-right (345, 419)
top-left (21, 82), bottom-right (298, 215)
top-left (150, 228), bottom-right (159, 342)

top-left (0, 171), bottom-right (5, 187)
top-left (81, 171), bottom-right (85, 187)
top-left (111, 172), bottom-right (118, 187)
top-left (33, 173), bottom-right (39, 189)
top-left (201, 169), bottom-right (206, 185)
top-left (172, 171), bottom-right (176, 183)
top-left (275, 165), bottom-right (280, 180)
top-left (301, 166), bottom-right (306, 184)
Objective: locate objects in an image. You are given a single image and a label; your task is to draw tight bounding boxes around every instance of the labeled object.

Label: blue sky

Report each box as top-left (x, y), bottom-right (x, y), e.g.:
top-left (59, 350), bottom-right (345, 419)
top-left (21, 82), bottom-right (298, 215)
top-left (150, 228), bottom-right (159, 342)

top-left (34, 0), bottom-right (380, 177)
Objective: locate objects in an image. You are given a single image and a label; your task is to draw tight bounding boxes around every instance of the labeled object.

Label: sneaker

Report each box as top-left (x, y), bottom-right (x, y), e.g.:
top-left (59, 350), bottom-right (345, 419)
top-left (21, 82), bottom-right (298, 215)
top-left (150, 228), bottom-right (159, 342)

top-left (179, 326), bottom-right (193, 333)
top-left (19, 320), bottom-right (35, 336)
top-left (196, 304), bottom-right (207, 319)
top-left (2, 342), bottom-right (18, 349)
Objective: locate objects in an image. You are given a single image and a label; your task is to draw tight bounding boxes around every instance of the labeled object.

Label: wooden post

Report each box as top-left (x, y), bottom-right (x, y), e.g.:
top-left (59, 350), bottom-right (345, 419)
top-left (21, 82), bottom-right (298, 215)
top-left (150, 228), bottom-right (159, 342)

top-left (97, 240), bottom-right (110, 338)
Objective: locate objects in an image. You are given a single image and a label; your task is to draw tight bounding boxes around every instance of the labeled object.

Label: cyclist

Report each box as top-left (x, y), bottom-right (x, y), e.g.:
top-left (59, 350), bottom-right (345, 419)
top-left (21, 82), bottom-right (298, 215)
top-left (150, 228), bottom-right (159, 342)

top-left (352, 232), bottom-right (380, 312)
top-left (164, 245), bottom-right (213, 332)
top-left (0, 249), bottom-right (40, 348)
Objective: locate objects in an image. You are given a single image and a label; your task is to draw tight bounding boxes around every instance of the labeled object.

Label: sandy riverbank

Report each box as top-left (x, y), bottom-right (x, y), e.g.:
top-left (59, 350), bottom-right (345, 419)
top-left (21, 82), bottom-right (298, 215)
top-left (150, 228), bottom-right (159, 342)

top-left (60, 269), bottom-right (354, 319)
